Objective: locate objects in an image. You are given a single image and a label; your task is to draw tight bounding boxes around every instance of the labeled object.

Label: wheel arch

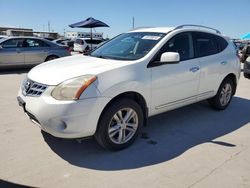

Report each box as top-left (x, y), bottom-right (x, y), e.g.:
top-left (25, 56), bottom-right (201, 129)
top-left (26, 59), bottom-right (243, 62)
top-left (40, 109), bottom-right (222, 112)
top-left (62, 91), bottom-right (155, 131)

top-left (97, 91), bottom-right (148, 130)
top-left (223, 73), bottom-right (237, 95)
top-left (45, 54), bottom-right (59, 62)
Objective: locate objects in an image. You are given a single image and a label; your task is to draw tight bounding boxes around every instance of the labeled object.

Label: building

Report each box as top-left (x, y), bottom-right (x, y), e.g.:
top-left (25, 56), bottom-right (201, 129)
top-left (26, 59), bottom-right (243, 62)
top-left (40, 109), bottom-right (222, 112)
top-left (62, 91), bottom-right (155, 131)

top-left (0, 27), bottom-right (32, 35)
top-left (66, 31), bottom-right (103, 39)
top-left (0, 26), bottom-right (59, 39)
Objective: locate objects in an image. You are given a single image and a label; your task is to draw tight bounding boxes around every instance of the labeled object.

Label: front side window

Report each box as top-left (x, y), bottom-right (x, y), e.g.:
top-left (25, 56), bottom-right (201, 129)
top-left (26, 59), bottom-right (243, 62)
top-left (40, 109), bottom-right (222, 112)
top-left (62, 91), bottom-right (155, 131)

top-left (91, 32), bottom-right (166, 60)
top-left (153, 33), bottom-right (194, 62)
top-left (1, 38), bottom-right (24, 48)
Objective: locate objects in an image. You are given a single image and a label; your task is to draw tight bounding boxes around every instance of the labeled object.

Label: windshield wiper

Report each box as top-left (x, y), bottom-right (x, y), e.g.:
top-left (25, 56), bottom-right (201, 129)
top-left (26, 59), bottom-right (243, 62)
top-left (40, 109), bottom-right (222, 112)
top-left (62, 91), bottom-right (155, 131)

top-left (91, 55), bottom-right (110, 59)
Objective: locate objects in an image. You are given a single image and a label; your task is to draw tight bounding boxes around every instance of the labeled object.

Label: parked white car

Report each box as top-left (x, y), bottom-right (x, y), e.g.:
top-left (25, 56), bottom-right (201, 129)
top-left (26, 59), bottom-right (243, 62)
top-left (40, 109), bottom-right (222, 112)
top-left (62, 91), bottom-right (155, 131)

top-left (17, 25), bottom-right (241, 150)
top-left (73, 38), bottom-right (104, 52)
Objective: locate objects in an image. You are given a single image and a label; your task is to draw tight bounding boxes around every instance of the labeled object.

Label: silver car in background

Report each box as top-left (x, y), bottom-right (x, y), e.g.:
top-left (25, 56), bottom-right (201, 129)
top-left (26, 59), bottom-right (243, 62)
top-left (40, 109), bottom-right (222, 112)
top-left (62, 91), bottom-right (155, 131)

top-left (0, 37), bottom-right (70, 67)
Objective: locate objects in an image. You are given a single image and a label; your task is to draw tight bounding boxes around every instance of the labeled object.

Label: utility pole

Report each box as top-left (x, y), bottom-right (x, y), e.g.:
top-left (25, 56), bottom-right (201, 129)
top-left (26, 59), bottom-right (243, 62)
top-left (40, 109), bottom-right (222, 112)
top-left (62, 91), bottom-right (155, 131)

top-left (48, 21), bottom-right (50, 32)
top-left (132, 16), bottom-right (135, 29)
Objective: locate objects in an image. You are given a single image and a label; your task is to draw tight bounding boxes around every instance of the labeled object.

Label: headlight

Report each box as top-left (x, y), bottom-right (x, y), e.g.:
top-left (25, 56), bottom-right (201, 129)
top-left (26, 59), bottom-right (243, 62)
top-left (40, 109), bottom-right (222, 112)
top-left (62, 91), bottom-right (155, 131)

top-left (51, 75), bottom-right (97, 100)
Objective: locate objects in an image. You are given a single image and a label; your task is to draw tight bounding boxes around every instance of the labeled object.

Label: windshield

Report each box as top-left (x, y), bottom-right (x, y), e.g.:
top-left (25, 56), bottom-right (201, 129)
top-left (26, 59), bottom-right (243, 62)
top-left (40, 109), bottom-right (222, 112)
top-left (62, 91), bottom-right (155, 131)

top-left (0, 38), bottom-right (7, 44)
top-left (90, 32), bottom-right (166, 60)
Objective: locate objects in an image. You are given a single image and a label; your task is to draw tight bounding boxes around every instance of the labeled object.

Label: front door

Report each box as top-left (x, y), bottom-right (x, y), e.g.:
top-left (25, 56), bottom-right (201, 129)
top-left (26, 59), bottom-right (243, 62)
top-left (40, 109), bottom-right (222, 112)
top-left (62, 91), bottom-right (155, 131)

top-left (150, 32), bottom-right (200, 115)
top-left (0, 38), bottom-right (25, 66)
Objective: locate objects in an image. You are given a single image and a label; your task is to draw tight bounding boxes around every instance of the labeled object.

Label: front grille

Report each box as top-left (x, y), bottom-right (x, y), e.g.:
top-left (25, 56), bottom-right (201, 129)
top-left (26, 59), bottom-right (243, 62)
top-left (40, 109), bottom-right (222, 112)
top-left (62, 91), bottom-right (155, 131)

top-left (22, 79), bottom-right (47, 97)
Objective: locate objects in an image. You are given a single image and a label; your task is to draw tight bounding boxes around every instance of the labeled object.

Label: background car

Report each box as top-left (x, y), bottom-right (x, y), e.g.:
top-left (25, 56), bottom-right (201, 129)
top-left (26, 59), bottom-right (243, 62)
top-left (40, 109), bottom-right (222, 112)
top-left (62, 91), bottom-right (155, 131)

top-left (61, 40), bottom-right (75, 52)
top-left (0, 35), bottom-right (8, 40)
top-left (240, 44), bottom-right (250, 62)
top-left (244, 57), bottom-right (250, 79)
top-left (52, 38), bottom-right (69, 45)
top-left (0, 36), bottom-right (70, 68)
top-left (73, 38), bottom-right (104, 53)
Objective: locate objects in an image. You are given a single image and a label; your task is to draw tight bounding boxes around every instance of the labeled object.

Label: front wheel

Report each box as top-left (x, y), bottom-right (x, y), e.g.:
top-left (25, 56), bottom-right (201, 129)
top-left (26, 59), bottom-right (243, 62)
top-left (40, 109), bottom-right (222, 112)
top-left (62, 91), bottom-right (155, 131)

top-left (208, 78), bottom-right (234, 110)
top-left (94, 98), bottom-right (144, 151)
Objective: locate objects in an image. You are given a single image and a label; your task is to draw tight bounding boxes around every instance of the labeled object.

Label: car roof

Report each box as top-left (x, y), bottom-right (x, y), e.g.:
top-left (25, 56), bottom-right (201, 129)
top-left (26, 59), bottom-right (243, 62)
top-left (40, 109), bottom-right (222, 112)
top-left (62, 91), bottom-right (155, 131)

top-left (129, 26), bottom-right (225, 37)
top-left (129, 27), bottom-right (175, 34)
top-left (0, 36), bottom-right (60, 47)
top-left (76, 38), bottom-right (103, 40)
top-left (3, 36), bottom-right (50, 40)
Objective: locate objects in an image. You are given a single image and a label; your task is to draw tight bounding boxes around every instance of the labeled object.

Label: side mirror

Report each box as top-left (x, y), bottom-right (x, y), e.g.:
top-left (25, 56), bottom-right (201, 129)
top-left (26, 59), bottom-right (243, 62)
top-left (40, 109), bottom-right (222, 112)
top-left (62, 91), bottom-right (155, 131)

top-left (160, 52), bottom-right (180, 63)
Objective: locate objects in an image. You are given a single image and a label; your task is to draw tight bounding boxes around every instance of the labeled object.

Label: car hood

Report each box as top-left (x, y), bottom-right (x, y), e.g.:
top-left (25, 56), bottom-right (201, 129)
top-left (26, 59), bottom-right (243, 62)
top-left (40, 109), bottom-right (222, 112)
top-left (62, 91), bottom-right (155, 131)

top-left (28, 54), bottom-right (128, 85)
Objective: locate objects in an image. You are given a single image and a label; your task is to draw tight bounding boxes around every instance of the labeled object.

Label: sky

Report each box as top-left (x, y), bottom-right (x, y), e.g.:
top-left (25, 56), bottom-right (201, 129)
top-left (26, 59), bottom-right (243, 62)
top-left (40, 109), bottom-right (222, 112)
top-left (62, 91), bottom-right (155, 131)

top-left (0, 0), bottom-right (249, 39)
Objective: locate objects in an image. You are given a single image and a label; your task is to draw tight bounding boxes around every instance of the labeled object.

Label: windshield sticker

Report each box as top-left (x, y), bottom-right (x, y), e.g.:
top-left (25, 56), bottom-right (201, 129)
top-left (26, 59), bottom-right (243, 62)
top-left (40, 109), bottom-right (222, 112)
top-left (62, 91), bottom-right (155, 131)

top-left (142, 36), bottom-right (161, 40)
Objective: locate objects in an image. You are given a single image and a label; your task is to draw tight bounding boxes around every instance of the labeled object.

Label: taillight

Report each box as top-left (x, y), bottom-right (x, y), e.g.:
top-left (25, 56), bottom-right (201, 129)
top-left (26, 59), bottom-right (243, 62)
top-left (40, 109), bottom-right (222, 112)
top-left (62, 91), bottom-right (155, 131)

top-left (65, 46), bottom-right (71, 52)
top-left (236, 51), bottom-right (242, 62)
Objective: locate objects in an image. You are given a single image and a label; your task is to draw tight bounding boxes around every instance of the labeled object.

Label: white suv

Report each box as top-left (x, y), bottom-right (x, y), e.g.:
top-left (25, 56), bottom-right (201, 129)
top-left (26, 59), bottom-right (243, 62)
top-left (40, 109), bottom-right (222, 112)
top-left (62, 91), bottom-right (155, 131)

top-left (73, 38), bottom-right (104, 52)
top-left (17, 25), bottom-right (241, 150)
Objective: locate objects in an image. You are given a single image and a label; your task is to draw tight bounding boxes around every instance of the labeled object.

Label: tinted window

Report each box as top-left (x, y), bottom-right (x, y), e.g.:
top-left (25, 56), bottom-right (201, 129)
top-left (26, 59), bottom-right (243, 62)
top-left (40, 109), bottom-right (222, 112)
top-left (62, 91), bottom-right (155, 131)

top-left (1, 38), bottom-right (24, 48)
top-left (23, 39), bottom-right (49, 47)
top-left (85, 39), bottom-right (103, 45)
top-left (193, 32), bottom-right (218, 57)
top-left (216, 36), bottom-right (228, 52)
top-left (75, 39), bottom-right (84, 45)
top-left (154, 33), bottom-right (194, 61)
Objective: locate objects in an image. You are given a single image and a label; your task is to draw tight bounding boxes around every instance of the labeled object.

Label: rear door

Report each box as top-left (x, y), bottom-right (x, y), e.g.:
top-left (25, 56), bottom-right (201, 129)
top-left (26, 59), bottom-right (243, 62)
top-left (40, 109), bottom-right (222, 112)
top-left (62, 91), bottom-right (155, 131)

top-left (0, 38), bottom-right (25, 66)
top-left (192, 32), bottom-right (230, 100)
top-left (22, 38), bottom-right (49, 64)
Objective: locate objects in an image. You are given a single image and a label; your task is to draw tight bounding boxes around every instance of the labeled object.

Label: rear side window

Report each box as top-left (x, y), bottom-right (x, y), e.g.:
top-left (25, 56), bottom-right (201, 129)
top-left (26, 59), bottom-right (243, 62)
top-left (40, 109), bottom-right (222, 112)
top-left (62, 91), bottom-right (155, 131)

top-left (85, 39), bottom-right (103, 45)
top-left (193, 32), bottom-right (228, 57)
top-left (193, 32), bottom-right (217, 57)
top-left (216, 36), bottom-right (228, 52)
top-left (75, 39), bottom-right (84, 45)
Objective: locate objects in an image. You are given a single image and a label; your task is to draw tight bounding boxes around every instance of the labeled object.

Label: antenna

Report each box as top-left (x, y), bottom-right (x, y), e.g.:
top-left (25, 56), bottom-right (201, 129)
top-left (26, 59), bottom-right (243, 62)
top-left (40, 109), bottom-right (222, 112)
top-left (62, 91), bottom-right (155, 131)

top-left (132, 17), bottom-right (135, 29)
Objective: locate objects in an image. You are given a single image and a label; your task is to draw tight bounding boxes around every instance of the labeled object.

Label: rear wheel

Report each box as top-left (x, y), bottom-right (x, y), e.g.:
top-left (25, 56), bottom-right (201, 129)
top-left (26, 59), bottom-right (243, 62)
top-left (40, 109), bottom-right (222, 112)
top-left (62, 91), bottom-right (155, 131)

top-left (45, 55), bottom-right (59, 62)
top-left (94, 98), bottom-right (144, 151)
top-left (244, 62), bottom-right (250, 78)
top-left (244, 73), bottom-right (250, 79)
top-left (208, 78), bottom-right (234, 110)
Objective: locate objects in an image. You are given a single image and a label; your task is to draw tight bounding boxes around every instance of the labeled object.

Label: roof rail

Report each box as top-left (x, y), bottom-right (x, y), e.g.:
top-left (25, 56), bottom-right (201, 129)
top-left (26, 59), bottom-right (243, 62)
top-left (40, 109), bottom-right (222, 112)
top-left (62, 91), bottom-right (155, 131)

top-left (174, 24), bottom-right (221, 34)
top-left (130, 26), bottom-right (152, 31)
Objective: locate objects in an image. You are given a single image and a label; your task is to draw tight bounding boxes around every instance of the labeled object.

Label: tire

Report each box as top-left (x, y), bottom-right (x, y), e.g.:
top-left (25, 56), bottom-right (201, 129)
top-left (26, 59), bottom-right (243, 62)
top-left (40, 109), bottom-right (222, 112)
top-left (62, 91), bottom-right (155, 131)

top-left (208, 78), bottom-right (234, 110)
top-left (244, 73), bottom-right (250, 79)
top-left (45, 55), bottom-right (59, 62)
top-left (244, 61), bottom-right (250, 78)
top-left (94, 98), bottom-right (144, 151)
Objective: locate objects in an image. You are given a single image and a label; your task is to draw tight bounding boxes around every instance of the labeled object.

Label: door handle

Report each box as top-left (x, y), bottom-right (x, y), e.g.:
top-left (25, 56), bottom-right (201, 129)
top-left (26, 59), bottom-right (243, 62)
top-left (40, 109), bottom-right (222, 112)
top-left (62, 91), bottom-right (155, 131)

top-left (189, 66), bottom-right (200, 73)
top-left (221, 61), bottom-right (228, 65)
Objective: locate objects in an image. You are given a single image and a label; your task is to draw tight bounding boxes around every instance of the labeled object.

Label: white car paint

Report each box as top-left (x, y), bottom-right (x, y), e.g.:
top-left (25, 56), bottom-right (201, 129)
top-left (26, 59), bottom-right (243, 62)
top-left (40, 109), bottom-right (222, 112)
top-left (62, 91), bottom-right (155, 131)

top-left (73, 38), bottom-right (103, 52)
top-left (18, 26), bottom-right (241, 139)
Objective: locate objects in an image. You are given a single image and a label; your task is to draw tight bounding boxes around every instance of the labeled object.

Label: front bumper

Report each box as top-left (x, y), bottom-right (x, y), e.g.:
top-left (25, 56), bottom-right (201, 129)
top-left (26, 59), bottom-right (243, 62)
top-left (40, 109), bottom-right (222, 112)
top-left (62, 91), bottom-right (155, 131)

top-left (17, 86), bottom-right (110, 138)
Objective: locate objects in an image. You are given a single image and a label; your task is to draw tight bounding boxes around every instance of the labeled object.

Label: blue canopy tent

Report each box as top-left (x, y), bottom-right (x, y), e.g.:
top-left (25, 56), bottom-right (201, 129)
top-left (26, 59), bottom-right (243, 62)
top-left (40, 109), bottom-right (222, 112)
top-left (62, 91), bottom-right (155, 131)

top-left (69, 17), bottom-right (109, 50)
top-left (240, 33), bottom-right (250, 40)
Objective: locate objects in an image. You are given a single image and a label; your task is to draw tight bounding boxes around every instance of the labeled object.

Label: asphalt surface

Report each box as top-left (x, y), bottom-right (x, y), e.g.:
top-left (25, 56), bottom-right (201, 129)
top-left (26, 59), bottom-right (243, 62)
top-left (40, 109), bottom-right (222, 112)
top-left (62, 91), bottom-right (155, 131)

top-left (0, 69), bottom-right (250, 188)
